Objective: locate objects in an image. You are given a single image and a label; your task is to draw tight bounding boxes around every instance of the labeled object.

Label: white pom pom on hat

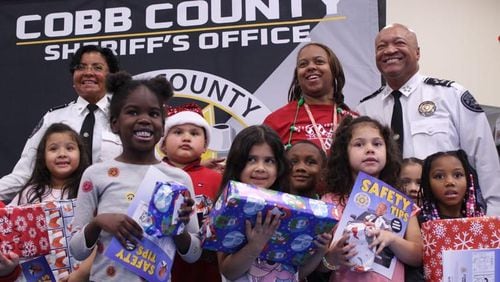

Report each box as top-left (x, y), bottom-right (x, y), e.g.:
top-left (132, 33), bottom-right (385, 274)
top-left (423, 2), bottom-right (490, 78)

top-left (163, 103), bottom-right (211, 144)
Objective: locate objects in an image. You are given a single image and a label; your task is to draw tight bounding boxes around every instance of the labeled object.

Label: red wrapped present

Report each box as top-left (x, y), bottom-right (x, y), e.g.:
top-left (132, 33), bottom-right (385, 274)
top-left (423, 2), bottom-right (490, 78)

top-left (0, 200), bottom-right (81, 280)
top-left (421, 216), bottom-right (500, 281)
top-left (0, 205), bottom-right (50, 258)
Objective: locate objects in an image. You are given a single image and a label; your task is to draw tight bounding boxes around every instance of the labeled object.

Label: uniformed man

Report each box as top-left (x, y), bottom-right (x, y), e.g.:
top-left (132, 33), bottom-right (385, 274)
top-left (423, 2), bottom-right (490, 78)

top-left (357, 23), bottom-right (500, 216)
top-left (0, 45), bottom-right (122, 201)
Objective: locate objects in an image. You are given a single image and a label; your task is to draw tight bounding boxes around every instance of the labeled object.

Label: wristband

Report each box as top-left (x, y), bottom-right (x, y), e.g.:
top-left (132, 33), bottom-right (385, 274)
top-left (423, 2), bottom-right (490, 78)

top-left (322, 256), bottom-right (338, 271)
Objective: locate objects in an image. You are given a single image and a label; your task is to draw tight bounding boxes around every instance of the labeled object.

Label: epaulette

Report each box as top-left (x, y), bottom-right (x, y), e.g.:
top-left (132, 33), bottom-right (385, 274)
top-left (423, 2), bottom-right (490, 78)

top-left (423, 77), bottom-right (454, 87)
top-left (48, 101), bottom-right (74, 112)
top-left (359, 86), bottom-right (384, 103)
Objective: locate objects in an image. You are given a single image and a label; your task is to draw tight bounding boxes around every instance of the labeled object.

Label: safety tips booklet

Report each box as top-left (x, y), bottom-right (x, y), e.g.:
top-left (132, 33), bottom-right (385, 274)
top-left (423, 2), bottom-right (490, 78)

top-left (104, 166), bottom-right (176, 282)
top-left (332, 172), bottom-right (414, 279)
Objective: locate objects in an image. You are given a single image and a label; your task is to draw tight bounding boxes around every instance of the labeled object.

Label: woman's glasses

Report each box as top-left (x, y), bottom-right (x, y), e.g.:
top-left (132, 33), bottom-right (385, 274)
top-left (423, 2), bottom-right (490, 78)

top-left (73, 64), bottom-right (107, 73)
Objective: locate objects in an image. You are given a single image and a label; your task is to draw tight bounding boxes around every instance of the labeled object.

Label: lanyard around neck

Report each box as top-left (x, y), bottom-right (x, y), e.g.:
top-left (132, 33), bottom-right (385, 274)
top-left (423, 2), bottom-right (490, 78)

top-left (303, 103), bottom-right (337, 152)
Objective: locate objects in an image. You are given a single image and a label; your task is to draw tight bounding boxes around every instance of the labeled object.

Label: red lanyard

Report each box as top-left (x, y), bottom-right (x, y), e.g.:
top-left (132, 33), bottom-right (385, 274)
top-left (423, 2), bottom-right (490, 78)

top-left (304, 103), bottom-right (338, 152)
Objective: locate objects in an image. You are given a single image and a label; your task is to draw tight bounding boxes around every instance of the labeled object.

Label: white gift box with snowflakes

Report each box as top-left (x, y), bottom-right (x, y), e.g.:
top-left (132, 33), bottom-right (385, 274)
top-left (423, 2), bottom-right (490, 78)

top-left (421, 216), bottom-right (500, 282)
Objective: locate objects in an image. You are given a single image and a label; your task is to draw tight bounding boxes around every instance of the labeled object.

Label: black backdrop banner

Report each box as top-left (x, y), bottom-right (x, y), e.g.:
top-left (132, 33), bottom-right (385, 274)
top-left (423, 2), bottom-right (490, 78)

top-left (0, 0), bottom-right (382, 175)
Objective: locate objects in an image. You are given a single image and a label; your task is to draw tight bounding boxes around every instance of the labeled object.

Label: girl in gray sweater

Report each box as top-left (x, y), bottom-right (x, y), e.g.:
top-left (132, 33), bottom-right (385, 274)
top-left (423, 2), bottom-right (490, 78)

top-left (69, 72), bottom-right (201, 281)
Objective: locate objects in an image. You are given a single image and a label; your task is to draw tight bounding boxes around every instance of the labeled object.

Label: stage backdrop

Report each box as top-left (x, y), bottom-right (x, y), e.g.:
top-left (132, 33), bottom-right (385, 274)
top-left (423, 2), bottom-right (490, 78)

top-left (0, 0), bottom-right (382, 175)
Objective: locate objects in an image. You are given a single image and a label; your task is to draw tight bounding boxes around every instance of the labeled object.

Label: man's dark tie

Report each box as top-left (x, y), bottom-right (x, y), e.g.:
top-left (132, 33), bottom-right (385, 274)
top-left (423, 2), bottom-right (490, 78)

top-left (391, 90), bottom-right (404, 153)
top-left (80, 104), bottom-right (98, 163)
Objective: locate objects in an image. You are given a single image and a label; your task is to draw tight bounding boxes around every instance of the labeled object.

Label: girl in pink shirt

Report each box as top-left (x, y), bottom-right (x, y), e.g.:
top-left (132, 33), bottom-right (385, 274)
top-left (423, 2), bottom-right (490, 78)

top-left (321, 116), bottom-right (423, 282)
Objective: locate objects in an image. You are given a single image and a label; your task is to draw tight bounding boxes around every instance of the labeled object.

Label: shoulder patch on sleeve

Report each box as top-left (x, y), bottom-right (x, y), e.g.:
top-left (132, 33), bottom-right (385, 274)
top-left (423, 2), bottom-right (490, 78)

top-left (360, 86), bottom-right (384, 103)
top-left (29, 117), bottom-right (44, 138)
top-left (460, 91), bottom-right (483, 113)
top-left (424, 77), bottom-right (454, 87)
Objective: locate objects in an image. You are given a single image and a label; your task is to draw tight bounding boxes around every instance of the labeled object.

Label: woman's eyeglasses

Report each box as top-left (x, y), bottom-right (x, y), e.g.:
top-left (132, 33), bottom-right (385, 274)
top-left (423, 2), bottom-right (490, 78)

top-left (73, 64), bottom-right (107, 73)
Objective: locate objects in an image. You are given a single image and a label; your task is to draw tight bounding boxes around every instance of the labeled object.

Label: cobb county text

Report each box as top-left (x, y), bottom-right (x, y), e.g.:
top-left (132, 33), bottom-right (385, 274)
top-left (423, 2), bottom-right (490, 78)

top-left (15, 0), bottom-right (342, 60)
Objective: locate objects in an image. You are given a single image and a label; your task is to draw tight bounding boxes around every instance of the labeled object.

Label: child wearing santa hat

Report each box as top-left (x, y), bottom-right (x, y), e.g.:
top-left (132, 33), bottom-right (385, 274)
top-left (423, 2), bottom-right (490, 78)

top-left (160, 103), bottom-right (222, 282)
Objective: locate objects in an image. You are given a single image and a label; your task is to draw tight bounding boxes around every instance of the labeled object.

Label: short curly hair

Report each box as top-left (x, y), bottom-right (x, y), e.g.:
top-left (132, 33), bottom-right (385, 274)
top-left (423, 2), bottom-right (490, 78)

top-left (69, 45), bottom-right (119, 74)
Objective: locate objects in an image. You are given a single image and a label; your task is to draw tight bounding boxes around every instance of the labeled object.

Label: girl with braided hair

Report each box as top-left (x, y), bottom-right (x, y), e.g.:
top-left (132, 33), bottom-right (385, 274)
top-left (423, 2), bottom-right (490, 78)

top-left (419, 149), bottom-right (484, 222)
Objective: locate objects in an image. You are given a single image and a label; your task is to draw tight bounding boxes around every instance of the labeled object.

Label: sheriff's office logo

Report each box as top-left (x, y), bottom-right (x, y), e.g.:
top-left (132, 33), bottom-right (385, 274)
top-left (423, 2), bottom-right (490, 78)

top-left (354, 192), bottom-right (370, 209)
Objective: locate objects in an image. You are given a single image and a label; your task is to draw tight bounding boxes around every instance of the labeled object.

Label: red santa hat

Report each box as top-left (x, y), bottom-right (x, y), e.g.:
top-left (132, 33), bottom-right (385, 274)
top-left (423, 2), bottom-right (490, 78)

top-left (163, 103), bottom-right (211, 144)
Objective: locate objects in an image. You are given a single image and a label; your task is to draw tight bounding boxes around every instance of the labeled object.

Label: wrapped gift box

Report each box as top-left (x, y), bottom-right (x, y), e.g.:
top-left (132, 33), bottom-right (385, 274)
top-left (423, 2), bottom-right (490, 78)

top-left (145, 181), bottom-right (190, 237)
top-left (194, 194), bottom-right (213, 227)
top-left (41, 199), bottom-right (81, 280)
top-left (201, 181), bottom-right (338, 266)
top-left (1, 200), bottom-right (80, 280)
top-left (421, 216), bottom-right (500, 282)
top-left (0, 205), bottom-right (50, 258)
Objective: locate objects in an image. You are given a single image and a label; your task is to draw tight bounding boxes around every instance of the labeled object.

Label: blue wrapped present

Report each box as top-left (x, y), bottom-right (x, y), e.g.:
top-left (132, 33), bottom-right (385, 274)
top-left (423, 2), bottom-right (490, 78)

top-left (145, 181), bottom-right (190, 237)
top-left (201, 181), bottom-right (338, 266)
